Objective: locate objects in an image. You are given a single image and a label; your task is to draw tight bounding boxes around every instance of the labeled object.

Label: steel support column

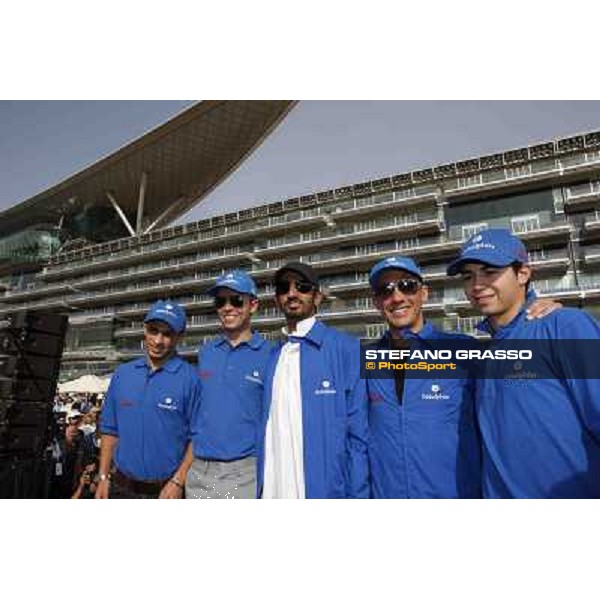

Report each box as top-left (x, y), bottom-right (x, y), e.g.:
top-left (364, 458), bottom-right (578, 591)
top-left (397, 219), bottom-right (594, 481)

top-left (136, 172), bottom-right (148, 234)
top-left (106, 191), bottom-right (136, 237)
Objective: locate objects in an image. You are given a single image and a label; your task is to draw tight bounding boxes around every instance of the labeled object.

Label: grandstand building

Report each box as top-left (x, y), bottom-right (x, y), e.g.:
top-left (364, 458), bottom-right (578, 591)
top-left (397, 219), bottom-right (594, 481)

top-left (1, 103), bottom-right (600, 380)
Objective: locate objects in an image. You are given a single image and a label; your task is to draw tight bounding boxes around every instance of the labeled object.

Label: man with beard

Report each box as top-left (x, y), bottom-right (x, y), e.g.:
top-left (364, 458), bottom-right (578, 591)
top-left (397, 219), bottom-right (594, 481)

top-left (186, 271), bottom-right (273, 499)
top-left (96, 300), bottom-right (199, 499)
top-left (258, 261), bottom-right (369, 499)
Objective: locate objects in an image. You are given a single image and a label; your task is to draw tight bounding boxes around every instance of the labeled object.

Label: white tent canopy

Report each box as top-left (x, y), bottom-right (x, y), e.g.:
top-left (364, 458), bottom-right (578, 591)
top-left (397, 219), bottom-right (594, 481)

top-left (58, 374), bottom-right (111, 394)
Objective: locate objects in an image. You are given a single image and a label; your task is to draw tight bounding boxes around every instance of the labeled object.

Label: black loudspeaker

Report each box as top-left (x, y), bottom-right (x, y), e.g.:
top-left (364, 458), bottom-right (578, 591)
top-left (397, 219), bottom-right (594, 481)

top-left (0, 456), bottom-right (53, 498)
top-left (0, 311), bottom-right (68, 460)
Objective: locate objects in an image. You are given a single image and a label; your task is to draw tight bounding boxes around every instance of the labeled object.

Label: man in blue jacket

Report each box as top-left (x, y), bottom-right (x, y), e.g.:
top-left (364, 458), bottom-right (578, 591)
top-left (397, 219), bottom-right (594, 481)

top-left (97, 300), bottom-right (200, 499)
top-left (187, 271), bottom-right (274, 499)
top-left (447, 228), bottom-right (600, 498)
top-left (367, 256), bottom-right (481, 498)
top-left (258, 261), bottom-right (369, 499)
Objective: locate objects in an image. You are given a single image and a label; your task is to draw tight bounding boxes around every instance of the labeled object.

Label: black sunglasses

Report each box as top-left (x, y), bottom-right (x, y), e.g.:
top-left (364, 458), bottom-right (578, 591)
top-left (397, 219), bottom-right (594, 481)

top-left (214, 295), bottom-right (246, 309)
top-left (374, 279), bottom-right (422, 298)
top-left (275, 280), bottom-right (316, 295)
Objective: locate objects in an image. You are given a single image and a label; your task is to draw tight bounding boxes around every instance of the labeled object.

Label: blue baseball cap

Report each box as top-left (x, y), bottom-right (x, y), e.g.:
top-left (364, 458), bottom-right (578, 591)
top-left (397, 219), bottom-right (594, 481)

top-left (369, 256), bottom-right (423, 288)
top-left (447, 228), bottom-right (529, 276)
top-left (144, 300), bottom-right (186, 334)
top-left (207, 270), bottom-right (258, 297)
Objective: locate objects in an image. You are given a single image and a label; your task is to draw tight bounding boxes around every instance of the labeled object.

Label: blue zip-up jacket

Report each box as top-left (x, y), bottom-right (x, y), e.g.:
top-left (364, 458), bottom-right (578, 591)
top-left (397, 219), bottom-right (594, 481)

top-left (476, 292), bottom-right (600, 498)
top-left (192, 332), bottom-right (275, 460)
top-left (100, 355), bottom-right (200, 481)
top-left (367, 323), bottom-right (481, 498)
top-left (257, 320), bottom-right (370, 498)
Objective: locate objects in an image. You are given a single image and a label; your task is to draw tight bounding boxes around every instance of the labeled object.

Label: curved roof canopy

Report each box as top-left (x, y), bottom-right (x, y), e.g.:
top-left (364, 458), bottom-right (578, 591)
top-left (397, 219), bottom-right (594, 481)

top-left (0, 100), bottom-right (296, 243)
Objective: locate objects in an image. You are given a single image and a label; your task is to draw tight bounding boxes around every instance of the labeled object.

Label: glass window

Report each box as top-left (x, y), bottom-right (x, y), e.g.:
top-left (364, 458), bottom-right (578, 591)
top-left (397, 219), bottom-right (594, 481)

top-left (462, 222), bottom-right (488, 240)
top-left (505, 165), bottom-right (531, 179)
top-left (511, 214), bottom-right (540, 233)
top-left (447, 189), bottom-right (554, 226)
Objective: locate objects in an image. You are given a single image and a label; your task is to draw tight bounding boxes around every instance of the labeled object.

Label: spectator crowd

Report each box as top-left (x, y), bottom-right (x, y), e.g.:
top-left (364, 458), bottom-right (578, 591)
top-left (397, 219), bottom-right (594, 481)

top-left (49, 392), bottom-right (103, 498)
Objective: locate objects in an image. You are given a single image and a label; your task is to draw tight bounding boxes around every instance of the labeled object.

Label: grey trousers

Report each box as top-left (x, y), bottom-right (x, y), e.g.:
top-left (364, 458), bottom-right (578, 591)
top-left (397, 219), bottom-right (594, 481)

top-left (186, 456), bottom-right (257, 499)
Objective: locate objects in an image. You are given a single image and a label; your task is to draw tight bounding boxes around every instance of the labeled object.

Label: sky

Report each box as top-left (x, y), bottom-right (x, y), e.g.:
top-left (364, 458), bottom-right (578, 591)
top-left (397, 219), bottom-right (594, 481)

top-left (2, 100), bottom-right (600, 226)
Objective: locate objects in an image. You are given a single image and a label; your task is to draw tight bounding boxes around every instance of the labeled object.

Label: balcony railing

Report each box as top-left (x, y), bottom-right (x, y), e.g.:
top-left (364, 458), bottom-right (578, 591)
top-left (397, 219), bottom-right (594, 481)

top-left (582, 245), bottom-right (600, 265)
top-left (253, 211), bottom-right (441, 255)
top-left (42, 209), bottom-right (331, 280)
top-left (584, 212), bottom-right (600, 232)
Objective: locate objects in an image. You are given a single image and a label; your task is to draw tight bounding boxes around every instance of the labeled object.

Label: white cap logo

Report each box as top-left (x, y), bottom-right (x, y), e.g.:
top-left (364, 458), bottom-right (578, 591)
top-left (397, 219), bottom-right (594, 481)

top-left (322, 380), bottom-right (330, 388)
top-left (431, 384), bottom-right (440, 393)
top-left (165, 397), bottom-right (173, 404)
top-left (253, 370), bottom-right (259, 377)
top-left (473, 234), bottom-right (483, 242)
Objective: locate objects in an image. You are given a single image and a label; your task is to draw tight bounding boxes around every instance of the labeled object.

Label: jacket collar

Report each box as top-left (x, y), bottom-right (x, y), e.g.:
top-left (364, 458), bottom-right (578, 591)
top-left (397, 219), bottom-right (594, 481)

top-left (215, 331), bottom-right (266, 350)
top-left (286, 318), bottom-right (326, 348)
top-left (381, 320), bottom-right (436, 345)
top-left (134, 353), bottom-right (183, 373)
top-left (476, 290), bottom-right (537, 337)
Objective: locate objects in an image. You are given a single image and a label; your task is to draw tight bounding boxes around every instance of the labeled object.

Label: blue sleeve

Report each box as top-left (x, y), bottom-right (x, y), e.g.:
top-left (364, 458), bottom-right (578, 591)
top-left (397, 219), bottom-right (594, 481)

top-left (558, 311), bottom-right (600, 438)
top-left (189, 346), bottom-right (205, 438)
top-left (184, 364), bottom-right (202, 442)
top-left (196, 344), bottom-right (204, 385)
top-left (345, 338), bottom-right (370, 498)
top-left (99, 369), bottom-right (120, 436)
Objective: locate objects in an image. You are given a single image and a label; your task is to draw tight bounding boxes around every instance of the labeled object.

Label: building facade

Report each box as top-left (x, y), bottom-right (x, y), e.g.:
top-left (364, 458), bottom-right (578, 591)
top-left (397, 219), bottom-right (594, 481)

top-left (2, 131), bottom-right (600, 379)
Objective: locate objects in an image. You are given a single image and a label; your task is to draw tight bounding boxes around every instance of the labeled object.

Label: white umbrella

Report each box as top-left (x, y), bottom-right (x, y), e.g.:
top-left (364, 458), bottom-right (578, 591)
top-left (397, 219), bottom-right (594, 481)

top-left (58, 374), bottom-right (111, 394)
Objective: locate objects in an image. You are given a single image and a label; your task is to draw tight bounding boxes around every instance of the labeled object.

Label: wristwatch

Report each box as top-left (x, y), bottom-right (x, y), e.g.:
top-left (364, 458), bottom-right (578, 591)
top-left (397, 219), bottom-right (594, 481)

top-left (99, 473), bottom-right (111, 482)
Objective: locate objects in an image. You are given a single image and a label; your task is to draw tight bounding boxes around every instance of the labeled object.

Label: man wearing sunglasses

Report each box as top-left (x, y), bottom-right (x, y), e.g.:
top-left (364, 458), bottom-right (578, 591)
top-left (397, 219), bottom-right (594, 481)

top-left (186, 270), bottom-right (274, 499)
top-left (97, 300), bottom-right (199, 499)
top-left (258, 261), bottom-right (369, 499)
top-left (367, 256), bottom-right (482, 498)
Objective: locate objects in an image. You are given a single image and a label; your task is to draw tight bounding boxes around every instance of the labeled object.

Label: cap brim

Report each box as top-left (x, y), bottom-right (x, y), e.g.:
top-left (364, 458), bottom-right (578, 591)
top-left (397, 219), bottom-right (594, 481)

top-left (143, 316), bottom-right (181, 334)
top-left (446, 251), bottom-right (515, 276)
top-left (370, 265), bottom-right (423, 287)
top-left (274, 266), bottom-right (319, 287)
top-left (206, 283), bottom-right (254, 296)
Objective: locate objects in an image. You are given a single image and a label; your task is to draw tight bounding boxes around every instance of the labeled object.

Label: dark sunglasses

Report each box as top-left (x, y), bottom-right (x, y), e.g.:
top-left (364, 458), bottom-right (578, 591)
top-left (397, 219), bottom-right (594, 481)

top-left (374, 279), bottom-right (422, 298)
top-left (275, 280), bottom-right (316, 295)
top-left (214, 295), bottom-right (246, 309)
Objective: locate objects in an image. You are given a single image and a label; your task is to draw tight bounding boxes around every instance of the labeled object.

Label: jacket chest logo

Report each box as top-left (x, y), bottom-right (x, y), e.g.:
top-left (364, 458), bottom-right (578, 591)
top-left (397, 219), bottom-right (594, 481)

top-left (421, 383), bottom-right (450, 401)
top-left (245, 370), bottom-right (263, 384)
top-left (158, 396), bottom-right (178, 410)
top-left (315, 379), bottom-right (337, 395)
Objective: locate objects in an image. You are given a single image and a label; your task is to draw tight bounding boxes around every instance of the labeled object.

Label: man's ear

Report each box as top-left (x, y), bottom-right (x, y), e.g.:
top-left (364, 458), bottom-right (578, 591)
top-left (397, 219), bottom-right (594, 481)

top-left (420, 284), bottom-right (429, 303)
top-left (313, 291), bottom-right (324, 309)
top-left (517, 265), bottom-right (532, 288)
top-left (249, 298), bottom-right (259, 315)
